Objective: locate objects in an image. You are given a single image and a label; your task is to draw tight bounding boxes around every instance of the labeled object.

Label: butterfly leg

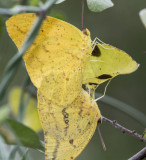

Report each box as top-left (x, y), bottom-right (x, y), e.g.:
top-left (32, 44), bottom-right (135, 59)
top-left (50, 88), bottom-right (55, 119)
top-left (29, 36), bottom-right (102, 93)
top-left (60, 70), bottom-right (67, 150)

top-left (92, 37), bottom-right (113, 50)
top-left (94, 79), bottom-right (111, 102)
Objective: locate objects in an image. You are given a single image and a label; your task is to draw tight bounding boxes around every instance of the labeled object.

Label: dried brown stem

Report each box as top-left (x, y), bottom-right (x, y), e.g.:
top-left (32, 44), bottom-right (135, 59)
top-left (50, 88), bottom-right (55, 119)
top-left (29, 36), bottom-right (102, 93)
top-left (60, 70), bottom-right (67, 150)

top-left (102, 116), bottom-right (146, 142)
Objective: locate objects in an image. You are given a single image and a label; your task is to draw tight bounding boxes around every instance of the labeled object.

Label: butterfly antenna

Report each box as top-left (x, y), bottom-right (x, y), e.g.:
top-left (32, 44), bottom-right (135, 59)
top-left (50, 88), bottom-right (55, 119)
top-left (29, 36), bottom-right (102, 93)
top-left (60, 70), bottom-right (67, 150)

top-left (81, 0), bottom-right (85, 30)
top-left (94, 79), bottom-right (111, 102)
top-left (97, 125), bottom-right (106, 151)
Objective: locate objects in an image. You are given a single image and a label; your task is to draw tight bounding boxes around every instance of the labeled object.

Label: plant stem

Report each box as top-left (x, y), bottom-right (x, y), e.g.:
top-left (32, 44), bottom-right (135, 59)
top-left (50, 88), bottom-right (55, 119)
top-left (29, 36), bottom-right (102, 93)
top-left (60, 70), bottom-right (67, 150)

top-left (128, 147), bottom-right (146, 160)
top-left (102, 116), bottom-right (146, 142)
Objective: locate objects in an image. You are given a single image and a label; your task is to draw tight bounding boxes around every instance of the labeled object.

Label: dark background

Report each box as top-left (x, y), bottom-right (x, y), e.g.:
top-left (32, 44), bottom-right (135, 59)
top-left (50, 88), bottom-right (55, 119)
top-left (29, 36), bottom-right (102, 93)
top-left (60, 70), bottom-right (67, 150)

top-left (0, 0), bottom-right (146, 159)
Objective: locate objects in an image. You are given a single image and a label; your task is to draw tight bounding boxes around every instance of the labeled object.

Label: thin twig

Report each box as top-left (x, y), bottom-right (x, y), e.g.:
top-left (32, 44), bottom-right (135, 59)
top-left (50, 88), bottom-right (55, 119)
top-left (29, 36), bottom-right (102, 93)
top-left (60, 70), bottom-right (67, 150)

top-left (95, 93), bottom-right (146, 127)
top-left (81, 0), bottom-right (84, 30)
top-left (0, 6), bottom-right (40, 15)
top-left (102, 116), bottom-right (146, 142)
top-left (128, 147), bottom-right (146, 160)
top-left (0, 0), bottom-right (58, 15)
top-left (97, 126), bottom-right (106, 151)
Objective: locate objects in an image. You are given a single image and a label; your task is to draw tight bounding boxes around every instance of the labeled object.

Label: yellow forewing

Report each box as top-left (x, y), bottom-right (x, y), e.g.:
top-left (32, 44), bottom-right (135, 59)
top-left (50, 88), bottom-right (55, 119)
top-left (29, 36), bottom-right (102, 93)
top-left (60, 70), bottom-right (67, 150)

top-left (6, 13), bottom-right (92, 106)
top-left (38, 89), bottom-right (101, 160)
top-left (83, 44), bottom-right (139, 85)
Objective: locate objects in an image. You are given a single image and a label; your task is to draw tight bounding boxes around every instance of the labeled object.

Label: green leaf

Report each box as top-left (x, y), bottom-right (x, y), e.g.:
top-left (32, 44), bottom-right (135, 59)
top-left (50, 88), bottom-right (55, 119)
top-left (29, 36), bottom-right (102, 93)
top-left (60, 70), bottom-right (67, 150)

top-left (8, 146), bottom-right (21, 160)
top-left (56, 0), bottom-right (66, 4)
top-left (21, 149), bottom-right (29, 160)
top-left (87, 0), bottom-right (114, 12)
top-left (49, 10), bottom-right (67, 20)
top-left (0, 105), bottom-right (10, 124)
top-left (0, 119), bottom-right (44, 151)
top-left (29, 0), bottom-right (39, 6)
top-left (139, 9), bottom-right (146, 28)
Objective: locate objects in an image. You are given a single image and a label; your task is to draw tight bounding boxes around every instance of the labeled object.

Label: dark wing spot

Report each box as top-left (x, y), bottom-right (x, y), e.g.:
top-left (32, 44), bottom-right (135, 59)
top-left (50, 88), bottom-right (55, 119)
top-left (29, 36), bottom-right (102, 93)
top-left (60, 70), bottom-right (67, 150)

top-left (71, 157), bottom-right (73, 159)
top-left (64, 113), bottom-right (69, 118)
top-left (64, 126), bottom-right (69, 136)
top-left (89, 83), bottom-right (98, 85)
top-left (77, 125), bottom-right (82, 133)
top-left (78, 108), bottom-right (83, 116)
top-left (65, 120), bottom-right (69, 124)
top-left (92, 45), bottom-right (101, 57)
top-left (97, 74), bottom-right (112, 79)
top-left (69, 139), bottom-right (74, 144)
top-left (62, 108), bottom-right (66, 113)
top-left (52, 141), bottom-right (60, 160)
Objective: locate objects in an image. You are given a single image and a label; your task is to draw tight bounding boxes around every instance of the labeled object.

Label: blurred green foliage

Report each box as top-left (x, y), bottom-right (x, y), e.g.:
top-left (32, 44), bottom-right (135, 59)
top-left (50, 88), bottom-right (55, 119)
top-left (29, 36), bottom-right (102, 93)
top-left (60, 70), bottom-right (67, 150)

top-left (0, 119), bottom-right (44, 151)
top-left (139, 8), bottom-right (146, 28)
top-left (49, 10), bottom-right (67, 20)
top-left (9, 86), bottom-right (42, 132)
top-left (0, 105), bottom-right (10, 124)
top-left (29, 0), bottom-right (39, 6)
top-left (0, 17), bottom-right (2, 35)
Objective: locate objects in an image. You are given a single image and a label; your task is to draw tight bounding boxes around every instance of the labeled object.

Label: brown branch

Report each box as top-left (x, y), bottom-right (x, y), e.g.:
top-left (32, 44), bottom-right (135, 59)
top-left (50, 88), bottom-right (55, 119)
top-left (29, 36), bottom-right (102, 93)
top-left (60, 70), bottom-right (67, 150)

top-left (102, 116), bottom-right (146, 142)
top-left (128, 147), bottom-right (146, 160)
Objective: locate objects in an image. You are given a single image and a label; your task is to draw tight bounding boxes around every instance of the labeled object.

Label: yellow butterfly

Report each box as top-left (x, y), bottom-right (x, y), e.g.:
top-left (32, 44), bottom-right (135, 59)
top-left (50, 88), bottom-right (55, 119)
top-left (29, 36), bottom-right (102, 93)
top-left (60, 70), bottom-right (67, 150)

top-left (83, 43), bottom-right (139, 99)
top-left (6, 13), bottom-right (138, 160)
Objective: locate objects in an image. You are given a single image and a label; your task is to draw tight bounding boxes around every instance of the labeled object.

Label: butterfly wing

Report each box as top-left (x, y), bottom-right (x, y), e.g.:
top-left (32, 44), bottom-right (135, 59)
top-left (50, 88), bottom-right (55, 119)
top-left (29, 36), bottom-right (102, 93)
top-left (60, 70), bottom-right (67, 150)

top-left (38, 89), bottom-right (101, 160)
top-left (6, 13), bottom-right (92, 105)
top-left (83, 44), bottom-right (139, 85)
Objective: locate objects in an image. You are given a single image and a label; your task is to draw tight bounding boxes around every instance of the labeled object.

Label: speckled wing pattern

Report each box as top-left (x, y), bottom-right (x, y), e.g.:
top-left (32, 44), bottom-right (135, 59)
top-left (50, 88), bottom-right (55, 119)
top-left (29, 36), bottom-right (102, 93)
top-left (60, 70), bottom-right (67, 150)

top-left (83, 44), bottom-right (139, 86)
top-left (38, 89), bottom-right (101, 160)
top-left (6, 13), bottom-right (101, 160)
top-left (6, 13), bottom-right (92, 106)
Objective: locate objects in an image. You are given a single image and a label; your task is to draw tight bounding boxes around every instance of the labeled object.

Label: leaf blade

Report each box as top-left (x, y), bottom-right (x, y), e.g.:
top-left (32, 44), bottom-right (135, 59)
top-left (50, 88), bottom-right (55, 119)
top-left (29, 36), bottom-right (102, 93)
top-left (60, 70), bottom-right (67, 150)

top-left (0, 119), bottom-right (44, 151)
top-left (139, 8), bottom-right (146, 28)
top-left (87, 0), bottom-right (114, 12)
